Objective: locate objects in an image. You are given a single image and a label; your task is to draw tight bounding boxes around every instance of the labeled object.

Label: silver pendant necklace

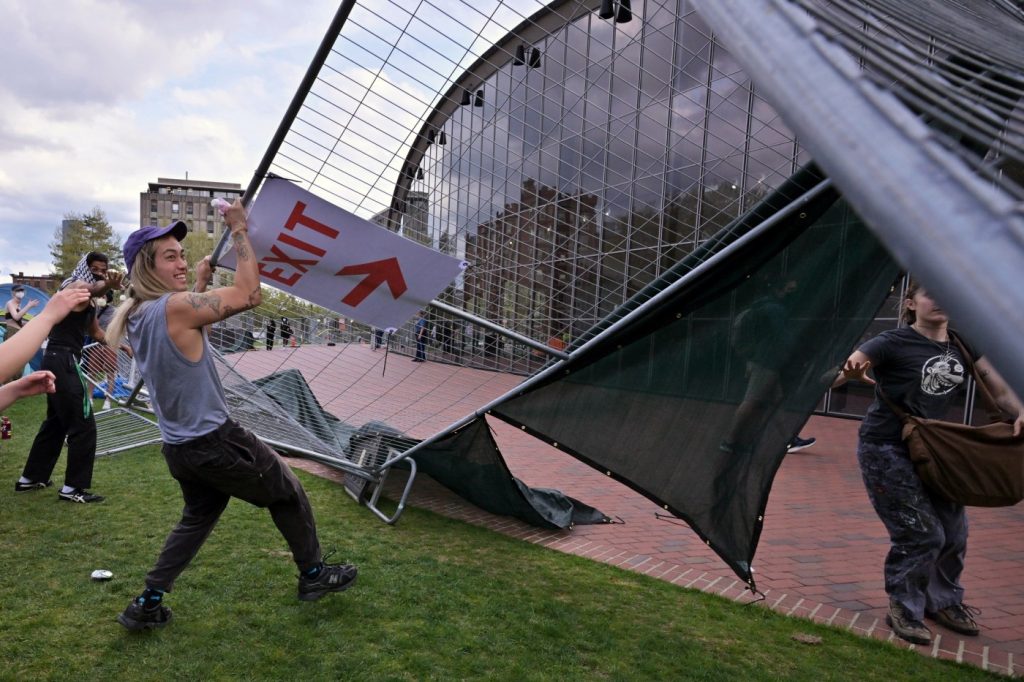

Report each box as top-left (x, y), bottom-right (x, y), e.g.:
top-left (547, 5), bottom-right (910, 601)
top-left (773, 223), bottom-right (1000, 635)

top-left (913, 324), bottom-right (953, 362)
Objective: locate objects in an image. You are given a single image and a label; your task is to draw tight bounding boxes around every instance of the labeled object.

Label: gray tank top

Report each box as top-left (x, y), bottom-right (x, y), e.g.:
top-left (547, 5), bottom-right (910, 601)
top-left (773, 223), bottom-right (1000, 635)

top-left (128, 294), bottom-right (230, 444)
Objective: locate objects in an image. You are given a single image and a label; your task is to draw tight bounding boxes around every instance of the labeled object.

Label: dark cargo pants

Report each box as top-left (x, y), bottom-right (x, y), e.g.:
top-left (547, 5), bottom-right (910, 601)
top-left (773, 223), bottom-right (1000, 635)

top-left (857, 439), bottom-right (967, 620)
top-left (145, 419), bottom-right (322, 592)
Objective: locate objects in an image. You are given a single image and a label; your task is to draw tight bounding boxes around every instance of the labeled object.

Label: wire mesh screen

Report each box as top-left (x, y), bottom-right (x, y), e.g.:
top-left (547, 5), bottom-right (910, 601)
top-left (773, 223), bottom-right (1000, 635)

top-left (81, 341), bottom-right (136, 404)
top-left (155, 0), bottom-right (817, 466)
top-left (788, 0), bottom-right (1024, 201)
top-left (94, 409), bottom-right (163, 457)
top-left (105, 0), bottom-right (1022, 467)
top-left (693, 0), bottom-right (1024, 395)
top-left (207, 301), bottom-right (522, 448)
top-left (81, 343), bottom-right (163, 456)
top-left (263, 0), bottom-right (805, 351)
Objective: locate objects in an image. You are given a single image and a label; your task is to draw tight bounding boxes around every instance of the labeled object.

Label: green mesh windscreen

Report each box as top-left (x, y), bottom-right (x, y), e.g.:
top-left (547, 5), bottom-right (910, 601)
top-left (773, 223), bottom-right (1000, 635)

top-left (492, 193), bottom-right (899, 586)
top-left (251, 370), bottom-right (607, 529)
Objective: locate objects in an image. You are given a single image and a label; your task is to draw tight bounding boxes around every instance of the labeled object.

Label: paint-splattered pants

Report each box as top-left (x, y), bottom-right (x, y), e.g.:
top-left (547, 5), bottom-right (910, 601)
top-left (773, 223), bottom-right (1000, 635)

top-left (857, 439), bottom-right (967, 620)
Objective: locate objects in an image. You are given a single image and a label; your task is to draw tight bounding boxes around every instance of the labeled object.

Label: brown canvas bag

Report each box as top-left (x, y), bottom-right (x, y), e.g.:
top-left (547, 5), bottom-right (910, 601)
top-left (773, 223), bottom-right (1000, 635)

top-left (881, 333), bottom-right (1024, 507)
top-left (901, 416), bottom-right (1024, 507)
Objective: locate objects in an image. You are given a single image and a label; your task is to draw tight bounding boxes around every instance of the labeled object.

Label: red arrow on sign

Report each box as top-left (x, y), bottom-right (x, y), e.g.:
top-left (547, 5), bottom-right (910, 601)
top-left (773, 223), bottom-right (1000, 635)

top-left (336, 257), bottom-right (408, 307)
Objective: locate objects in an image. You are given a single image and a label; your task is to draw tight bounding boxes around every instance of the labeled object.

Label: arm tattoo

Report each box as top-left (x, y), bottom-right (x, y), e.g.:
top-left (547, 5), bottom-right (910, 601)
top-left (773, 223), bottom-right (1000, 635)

top-left (232, 232), bottom-right (251, 261)
top-left (185, 293), bottom-right (222, 315)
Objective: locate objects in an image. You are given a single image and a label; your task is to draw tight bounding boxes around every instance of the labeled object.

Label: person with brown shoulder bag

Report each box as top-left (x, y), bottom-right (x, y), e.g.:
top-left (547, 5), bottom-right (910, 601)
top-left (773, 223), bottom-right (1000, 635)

top-left (834, 280), bottom-right (1024, 646)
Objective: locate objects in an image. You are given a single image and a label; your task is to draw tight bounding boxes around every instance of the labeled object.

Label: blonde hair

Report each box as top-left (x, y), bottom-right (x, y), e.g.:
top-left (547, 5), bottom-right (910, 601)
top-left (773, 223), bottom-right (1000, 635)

top-left (106, 239), bottom-right (175, 348)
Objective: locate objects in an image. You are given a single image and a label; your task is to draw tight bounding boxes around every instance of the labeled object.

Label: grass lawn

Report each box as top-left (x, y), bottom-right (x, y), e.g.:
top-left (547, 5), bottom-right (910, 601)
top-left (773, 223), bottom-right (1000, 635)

top-left (0, 395), bottom-right (998, 681)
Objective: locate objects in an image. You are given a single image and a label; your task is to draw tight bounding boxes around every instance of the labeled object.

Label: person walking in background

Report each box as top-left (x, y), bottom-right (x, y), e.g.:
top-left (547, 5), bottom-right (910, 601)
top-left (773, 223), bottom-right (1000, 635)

top-left (105, 204), bottom-right (357, 632)
top-left (279, 317), bottom-right (293, 347)
top-left (413, 310), bottom-right (428, 362)
top-left (0, 286), bottom-right (91, 411)
top-left (721, 277), bottom-right (799, 455)
top-left (835, 280), bottom-right (1024, 645)
top-left (372, 327), bottom-right (384, 350)
top-left (265, 318), bottom-right (276, 351)
top-left (17, 254), bottom-right (121, 502)
top-left (786, 434), bottom-right (816, 452)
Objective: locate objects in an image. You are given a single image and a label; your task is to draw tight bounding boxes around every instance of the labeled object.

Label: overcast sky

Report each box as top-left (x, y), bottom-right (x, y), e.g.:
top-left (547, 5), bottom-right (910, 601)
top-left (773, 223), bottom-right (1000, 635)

top-left (0, 0), bottom-right (340, 278)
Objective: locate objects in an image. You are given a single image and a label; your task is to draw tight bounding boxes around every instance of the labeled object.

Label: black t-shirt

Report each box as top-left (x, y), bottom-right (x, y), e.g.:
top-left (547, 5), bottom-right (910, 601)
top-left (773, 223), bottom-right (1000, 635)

top-left (858, 326), bottom-right (976, 442)
top-left (48, 304), bottom-right (95, 352)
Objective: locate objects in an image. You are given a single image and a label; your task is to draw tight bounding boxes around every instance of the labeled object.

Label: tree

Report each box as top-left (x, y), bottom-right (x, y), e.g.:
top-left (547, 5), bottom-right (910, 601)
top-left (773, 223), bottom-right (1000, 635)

top-left (50, 207), bottom-right (124, 277)
top-left (182, 229), bottom-right (218, 289)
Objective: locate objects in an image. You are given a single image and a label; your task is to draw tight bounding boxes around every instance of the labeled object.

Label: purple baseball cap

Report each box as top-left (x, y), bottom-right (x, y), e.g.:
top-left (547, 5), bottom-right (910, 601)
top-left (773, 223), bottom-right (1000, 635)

top-left (123, 220), bottom-right (188, 275)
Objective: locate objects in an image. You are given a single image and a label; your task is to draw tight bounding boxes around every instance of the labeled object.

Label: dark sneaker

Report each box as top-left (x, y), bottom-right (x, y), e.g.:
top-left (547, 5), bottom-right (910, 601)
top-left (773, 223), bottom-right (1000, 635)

top-left (58, 489), bottom-right (105, 504)
top-left (887, 599), bottom-right (932, 645)
top-left (786, 436), bottom-right (817, 453)
top-left (15, 479), bottom-right (53, 492)
top-left (928, 603), bottom-right (980, 636)
top-left (298, 562), bottom-right (358, 602)
top-left (117, 600), bottom-right (173, 631)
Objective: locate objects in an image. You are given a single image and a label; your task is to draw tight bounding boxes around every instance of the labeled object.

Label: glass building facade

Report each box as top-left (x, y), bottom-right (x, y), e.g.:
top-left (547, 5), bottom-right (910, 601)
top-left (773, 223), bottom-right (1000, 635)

top-left (405, 4), bottom-right (795, 330)
top-left (273, 0), bottom-right (984, 425)
top-left (385, 0), bottom-right (986, 423)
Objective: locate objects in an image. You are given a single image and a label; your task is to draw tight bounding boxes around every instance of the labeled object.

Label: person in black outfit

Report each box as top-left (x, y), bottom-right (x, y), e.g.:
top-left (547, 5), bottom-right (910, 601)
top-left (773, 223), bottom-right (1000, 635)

top-left (279, 317), bottom-right (293, 346)
top-left (266, 318), bottom-right (276, 351)
top-left (16, 253), bottom-right (122, 503)
top-left (721, 278), bottom-right (798, 454)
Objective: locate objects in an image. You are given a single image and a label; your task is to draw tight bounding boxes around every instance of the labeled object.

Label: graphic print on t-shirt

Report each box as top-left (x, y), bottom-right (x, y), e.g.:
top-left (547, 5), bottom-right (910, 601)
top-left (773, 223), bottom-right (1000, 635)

top-left (920, 353), bottom-right (965, 396)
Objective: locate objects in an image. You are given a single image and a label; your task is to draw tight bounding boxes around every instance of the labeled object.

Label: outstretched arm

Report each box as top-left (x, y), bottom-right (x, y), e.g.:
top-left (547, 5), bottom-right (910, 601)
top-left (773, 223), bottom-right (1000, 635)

top-left (7, 298), bottom-right (39, 322)
top-left (0, 285), bottom-right (91, 379)
top-left (166, 199), bottom-right (262, 329)
top-left (0, 371), bottom-right (57, 411)
top-left (85, 271), bottom-right (123, 297)
top-left (831, 349), bottom-right (876, 389)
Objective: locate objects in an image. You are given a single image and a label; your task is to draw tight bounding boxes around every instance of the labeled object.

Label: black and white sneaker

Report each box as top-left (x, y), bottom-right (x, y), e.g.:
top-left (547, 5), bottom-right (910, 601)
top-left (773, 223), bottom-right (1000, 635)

top-left (298, 562), bottom-right (358, 601)
top-left (118, 600), bottom-right (173, 631)
top-left (15, 479), bottom-right (53, 492)
top-left (786, 436), bottom-right (817, 453)
top-left (58, 489), bottom-right (105, 504)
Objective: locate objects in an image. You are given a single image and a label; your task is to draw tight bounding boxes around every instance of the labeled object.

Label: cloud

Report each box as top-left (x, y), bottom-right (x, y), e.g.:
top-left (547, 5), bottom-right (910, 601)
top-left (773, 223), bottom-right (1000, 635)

top-left (0, 1), bottom-right (221, 108)
top-left (0, 0), bottom-right (339, 278)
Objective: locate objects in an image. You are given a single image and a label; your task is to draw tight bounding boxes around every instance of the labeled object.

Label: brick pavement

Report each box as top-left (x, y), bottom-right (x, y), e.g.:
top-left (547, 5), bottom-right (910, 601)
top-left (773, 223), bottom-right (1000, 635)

top-left (239, 344), bottom-right (1024, 676)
